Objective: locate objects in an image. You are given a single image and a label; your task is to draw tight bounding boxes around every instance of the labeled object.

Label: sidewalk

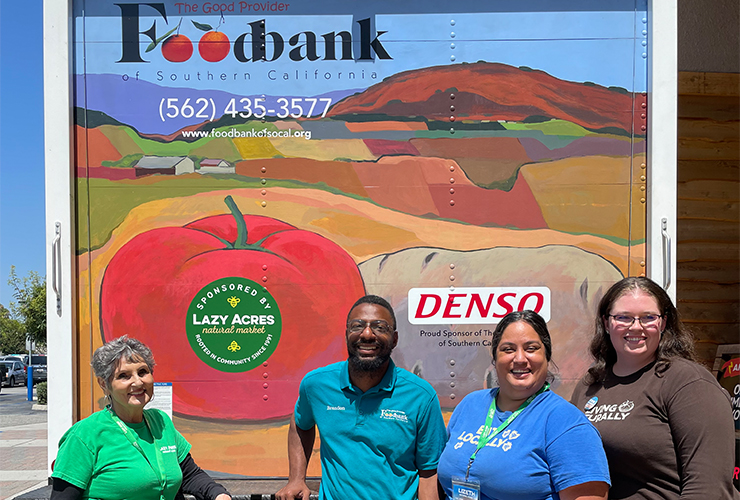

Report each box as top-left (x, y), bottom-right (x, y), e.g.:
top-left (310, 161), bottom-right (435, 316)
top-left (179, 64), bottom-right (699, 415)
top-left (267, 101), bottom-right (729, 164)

top-left (0, 421), bottom-right (48, 500)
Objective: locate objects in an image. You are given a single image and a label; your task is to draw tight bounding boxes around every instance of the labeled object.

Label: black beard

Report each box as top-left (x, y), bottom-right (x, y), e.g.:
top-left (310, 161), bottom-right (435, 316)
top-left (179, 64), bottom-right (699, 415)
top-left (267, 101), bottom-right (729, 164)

top-left (347, 343), bottom-right (392, 373)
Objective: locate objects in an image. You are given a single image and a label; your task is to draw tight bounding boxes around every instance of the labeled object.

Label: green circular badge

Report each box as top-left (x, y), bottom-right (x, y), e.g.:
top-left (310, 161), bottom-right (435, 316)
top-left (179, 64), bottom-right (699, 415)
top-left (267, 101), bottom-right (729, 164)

top-left (186, 277), bottom-right (282, 372)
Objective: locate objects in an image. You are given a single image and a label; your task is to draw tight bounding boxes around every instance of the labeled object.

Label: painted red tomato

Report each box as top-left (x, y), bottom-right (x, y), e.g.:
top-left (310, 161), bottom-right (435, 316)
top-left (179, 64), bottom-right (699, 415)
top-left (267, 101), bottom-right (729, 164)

top-left (100, 196), bottom-right (365, 420)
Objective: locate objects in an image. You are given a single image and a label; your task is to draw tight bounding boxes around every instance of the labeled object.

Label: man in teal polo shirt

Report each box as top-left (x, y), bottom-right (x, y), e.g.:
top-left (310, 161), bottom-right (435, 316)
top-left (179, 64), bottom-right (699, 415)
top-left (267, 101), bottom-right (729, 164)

top-left (276, 295), bottom-right (446, 500)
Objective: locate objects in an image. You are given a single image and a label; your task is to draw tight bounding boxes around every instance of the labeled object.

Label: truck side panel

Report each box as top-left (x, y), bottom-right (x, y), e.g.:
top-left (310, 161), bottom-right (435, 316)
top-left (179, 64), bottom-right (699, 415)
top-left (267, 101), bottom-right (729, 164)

top-left (70, 0), bottom-right (648, 475)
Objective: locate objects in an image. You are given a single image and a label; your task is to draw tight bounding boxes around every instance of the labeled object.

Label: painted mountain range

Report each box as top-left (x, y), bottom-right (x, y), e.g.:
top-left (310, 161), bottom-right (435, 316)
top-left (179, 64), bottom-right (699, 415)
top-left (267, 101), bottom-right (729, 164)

top-left (78, 63), bottom-right (642, 137)
top-left (328, 63), bottom-right (641, 135)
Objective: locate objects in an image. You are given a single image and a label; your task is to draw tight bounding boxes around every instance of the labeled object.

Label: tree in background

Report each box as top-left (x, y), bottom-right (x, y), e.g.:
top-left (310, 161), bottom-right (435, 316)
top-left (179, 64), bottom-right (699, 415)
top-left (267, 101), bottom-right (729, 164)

top-left (0, 304), bottom-right (26, 354)
top-left (7, 266), bottom-right (46, 348)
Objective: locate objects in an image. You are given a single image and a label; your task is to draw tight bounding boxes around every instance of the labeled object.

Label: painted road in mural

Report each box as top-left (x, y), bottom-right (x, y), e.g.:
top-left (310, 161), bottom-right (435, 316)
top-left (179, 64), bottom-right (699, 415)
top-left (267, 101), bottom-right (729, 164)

top-left (74, 0), bottom-right (648, 475)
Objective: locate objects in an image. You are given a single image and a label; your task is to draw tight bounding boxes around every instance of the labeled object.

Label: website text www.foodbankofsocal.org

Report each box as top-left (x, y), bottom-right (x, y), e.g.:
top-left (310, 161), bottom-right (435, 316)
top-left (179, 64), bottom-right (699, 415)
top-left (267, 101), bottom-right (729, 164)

top-left (182, 128), bottom-right (311, 140)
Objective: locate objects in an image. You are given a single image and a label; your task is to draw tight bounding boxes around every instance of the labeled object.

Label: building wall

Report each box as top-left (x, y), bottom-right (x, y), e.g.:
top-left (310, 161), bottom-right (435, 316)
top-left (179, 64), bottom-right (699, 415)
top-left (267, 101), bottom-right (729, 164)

top-left (676, 72), bottom-right (739, 366)
top-left (678, 0), bottom-right (739, 73)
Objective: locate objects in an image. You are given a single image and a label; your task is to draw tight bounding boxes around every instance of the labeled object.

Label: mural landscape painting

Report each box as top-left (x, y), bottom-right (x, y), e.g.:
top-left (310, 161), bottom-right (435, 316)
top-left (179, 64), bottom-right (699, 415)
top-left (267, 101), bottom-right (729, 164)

top-left (74, 1), bottom-right (648, 475)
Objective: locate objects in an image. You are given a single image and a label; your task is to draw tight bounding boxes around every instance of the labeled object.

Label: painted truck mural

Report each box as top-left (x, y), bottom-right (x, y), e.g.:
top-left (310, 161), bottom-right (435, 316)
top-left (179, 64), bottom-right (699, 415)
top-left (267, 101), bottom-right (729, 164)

top-left (74, 0), bottom-right (648, 475)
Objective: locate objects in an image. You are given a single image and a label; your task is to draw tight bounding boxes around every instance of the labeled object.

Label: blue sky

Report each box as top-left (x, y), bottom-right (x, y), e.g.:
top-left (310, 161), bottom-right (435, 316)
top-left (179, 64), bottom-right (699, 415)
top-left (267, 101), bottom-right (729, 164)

top-left (0, 0), bottom-right (45, 306)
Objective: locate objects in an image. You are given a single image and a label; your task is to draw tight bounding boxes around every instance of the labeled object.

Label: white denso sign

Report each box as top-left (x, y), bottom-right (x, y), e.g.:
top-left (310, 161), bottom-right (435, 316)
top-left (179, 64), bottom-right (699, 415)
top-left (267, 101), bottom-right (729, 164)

top-left (408, 287), bottom-right (551, 325)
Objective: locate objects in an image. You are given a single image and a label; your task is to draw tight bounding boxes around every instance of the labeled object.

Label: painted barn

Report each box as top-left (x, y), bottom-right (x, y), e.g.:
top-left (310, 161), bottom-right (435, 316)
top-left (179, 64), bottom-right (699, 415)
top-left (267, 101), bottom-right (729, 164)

top-left (198, 159), bottom-right (235, 174)
top-left (134, 156), bottom-right (195, 177)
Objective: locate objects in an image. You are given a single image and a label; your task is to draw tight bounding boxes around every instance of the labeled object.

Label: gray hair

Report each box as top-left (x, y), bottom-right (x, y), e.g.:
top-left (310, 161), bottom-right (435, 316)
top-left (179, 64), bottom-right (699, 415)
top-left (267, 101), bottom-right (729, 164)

top-left (92, 336), bottom-right (155, 388)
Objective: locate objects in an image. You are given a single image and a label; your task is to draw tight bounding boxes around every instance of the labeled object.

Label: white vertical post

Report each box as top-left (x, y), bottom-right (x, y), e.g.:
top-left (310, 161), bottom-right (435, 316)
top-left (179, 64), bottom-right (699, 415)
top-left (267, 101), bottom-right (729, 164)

top-left (647, 0), bottom-right (678, 301)
top-left (44, 0), bottom-right (76, 474)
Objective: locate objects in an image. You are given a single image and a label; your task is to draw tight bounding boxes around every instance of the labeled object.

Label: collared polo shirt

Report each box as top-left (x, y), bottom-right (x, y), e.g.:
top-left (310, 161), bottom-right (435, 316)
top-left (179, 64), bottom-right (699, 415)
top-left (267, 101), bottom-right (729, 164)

top-left (294, 359), bottom-right (446, 500)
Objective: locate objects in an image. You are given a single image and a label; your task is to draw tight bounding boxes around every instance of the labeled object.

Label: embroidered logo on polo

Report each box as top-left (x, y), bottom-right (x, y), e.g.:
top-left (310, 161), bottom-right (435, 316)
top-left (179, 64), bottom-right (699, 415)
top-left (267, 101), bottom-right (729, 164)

top-left (585, 399), bottom-right (634, 422)
top-left (159, 445), bottom-right (178, 454)
top-left (326, 405), bottom-right (346, 411)
top-left (452, 425), bottom-right (521, 452)
top-left (380, 409), bottom-right (409, 422)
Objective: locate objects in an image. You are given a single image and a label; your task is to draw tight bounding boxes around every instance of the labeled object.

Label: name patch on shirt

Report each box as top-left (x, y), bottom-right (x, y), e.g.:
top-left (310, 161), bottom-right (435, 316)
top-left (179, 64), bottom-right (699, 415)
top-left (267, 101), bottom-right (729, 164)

top-left (380, 409), bottom-right (409, 422)
top-left (585, 399), bottom-right (634, 422)
top-left (326, 405), bottom-right (346, 411)
top-left (160, 445), bottom-right (178, 454)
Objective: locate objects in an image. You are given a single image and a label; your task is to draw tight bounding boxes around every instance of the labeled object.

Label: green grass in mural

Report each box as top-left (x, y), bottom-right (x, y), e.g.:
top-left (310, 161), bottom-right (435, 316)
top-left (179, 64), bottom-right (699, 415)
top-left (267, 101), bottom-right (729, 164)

top-left (412, 128), bottom-right (578, 150)
top-left (82, 176), bottom-right (256, 252)
top-left (500, 119), bottom-right (590, 137)
top-left (102, 153), bottom-right (144, 168)
top-left (76, 179), bottom-right (91, 260)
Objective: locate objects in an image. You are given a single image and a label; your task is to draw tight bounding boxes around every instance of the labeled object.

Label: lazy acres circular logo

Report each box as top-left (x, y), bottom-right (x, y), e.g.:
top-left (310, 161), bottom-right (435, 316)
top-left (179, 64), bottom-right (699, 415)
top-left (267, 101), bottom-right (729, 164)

top-left (186, 277), bottom-right (281, 372)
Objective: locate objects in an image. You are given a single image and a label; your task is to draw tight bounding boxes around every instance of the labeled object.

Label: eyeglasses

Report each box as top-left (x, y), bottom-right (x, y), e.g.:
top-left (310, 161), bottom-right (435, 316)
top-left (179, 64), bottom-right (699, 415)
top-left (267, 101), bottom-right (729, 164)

top-left (608, 314), bottom-right (663, 327)
top-left (347, 319), bottom-right (394, 335)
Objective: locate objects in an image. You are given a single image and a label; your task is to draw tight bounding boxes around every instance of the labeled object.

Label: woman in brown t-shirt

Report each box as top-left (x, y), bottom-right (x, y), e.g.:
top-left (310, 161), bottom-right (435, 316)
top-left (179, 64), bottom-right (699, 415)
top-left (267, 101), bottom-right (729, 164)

top-left (571, 276), bottom-right (738, 499)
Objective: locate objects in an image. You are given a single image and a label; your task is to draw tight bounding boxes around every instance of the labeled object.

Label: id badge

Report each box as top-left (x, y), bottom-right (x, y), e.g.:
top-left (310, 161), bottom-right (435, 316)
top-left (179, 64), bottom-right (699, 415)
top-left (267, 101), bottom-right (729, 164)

top-left (451, 476), bottom-right (480, 500)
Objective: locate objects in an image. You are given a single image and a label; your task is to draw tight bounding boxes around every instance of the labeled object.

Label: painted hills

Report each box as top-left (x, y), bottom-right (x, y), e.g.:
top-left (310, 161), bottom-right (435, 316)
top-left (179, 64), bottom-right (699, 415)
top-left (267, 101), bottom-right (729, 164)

top-left (75, 61), bottom-right (645, 241)
top-left (328, 62), bottom-right (641, 135)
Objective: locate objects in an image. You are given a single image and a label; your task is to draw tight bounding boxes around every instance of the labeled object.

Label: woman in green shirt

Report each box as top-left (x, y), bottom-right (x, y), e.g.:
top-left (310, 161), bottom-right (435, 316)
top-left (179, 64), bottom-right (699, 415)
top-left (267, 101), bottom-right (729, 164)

top-left (51, 336), bottom-right (231, 500)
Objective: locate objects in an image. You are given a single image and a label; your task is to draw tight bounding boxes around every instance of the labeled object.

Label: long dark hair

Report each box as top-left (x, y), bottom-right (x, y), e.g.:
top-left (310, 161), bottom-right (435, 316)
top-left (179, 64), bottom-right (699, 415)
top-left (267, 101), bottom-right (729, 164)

top-left (587, 277), bottom-right (696, 383)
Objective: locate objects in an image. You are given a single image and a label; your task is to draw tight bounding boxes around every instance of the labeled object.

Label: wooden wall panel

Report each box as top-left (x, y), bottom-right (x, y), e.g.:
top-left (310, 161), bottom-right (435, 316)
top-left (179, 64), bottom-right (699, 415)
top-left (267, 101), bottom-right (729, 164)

top-left (678, 159), bottom-right (739, 182)
top-left (676, 71), bottom-right (740, 369)
top-left (677, 241), bottom-right (740, 262)
top-left (678, 280), bottom-right (740, 301)
top-left (678, 72), bottom-right (740, 96)
top-left (677, 219), bottom-right (739, 242)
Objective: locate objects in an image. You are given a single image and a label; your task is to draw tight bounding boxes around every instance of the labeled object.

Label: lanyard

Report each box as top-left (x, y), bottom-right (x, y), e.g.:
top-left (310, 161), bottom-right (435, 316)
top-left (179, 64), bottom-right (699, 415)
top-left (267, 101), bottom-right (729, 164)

top-left (107, 407), bottom-right (168, 500)
top-left (465, 383), bottom-right (549, 480)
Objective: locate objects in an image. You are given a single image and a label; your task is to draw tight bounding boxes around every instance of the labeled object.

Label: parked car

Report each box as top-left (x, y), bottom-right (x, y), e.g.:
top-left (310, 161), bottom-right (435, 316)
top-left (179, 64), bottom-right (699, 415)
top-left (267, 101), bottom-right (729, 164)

top-left (25, 354), bottom-right (47, 383)
top-left (1, 355), bottom-right (26, 364)
top-left (7, 354), bottom-right (48, 383)
top-left (1, 360), bottom-right (27, 387)
top-left (0, 363), bottom-right (6, 392)
top-left (1, 354), bottom-right (46, 384)
top-left (0, 356), bottom-right (28, 375)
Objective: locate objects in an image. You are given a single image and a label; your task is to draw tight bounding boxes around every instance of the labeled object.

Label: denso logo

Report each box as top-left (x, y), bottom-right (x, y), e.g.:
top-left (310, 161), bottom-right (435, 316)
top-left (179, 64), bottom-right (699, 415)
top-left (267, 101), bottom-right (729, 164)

top-left (116, 3), bottom-right (392, 63)
top-left (408, 287), bottom-right (551, 325)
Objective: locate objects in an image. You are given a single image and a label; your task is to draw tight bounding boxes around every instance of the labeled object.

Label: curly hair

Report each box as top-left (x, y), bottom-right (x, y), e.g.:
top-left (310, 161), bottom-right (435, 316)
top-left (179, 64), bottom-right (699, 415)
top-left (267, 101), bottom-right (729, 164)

top-left (586, 277), bottom-right (696, 383)
top-left (92, 335), bottom-right (156, 389)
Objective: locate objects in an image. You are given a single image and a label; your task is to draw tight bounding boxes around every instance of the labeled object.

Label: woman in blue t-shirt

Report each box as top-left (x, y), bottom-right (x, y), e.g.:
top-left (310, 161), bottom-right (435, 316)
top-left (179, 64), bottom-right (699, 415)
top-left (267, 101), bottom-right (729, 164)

top-left (437, 310), bottom-right (610, 500)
